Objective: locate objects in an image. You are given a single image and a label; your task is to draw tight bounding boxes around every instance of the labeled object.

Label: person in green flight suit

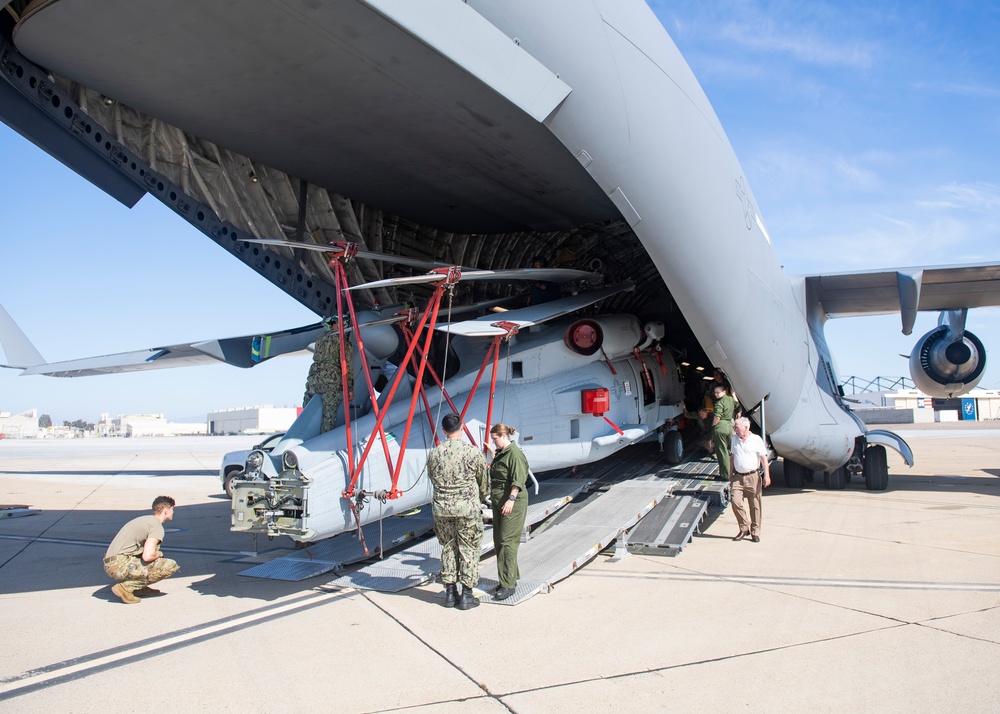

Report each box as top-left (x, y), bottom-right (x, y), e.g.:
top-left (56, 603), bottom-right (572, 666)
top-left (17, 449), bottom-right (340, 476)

top-left (711, 383), bottom-right (736, 481)
top-left (487, 422), bottom-right (530, 601)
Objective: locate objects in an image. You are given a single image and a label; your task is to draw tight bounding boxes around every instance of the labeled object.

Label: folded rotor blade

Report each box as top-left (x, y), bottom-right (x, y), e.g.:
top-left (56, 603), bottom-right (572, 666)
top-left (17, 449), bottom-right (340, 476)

top-left (348, 267), bottom-right (598, 291)
top-left (242, 238), bottom-right (470, 272)
top-left (437, 283), bottom-right (633, 336)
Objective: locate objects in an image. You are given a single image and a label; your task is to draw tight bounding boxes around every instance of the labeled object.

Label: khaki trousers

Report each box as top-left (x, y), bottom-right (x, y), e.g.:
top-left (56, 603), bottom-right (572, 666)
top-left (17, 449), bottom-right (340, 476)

top-left (730, 470), bottom-right (762, 536)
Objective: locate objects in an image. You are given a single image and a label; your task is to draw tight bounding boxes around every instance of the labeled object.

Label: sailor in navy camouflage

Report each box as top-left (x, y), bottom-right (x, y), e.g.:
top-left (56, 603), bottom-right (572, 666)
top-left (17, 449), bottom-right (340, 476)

top-left (426, 413), bottom-right (489, 609)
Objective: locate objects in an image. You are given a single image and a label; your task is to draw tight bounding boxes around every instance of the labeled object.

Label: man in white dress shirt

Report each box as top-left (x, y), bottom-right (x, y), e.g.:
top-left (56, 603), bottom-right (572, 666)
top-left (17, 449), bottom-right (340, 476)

top-left (729, 417), bottom-right (770, 542)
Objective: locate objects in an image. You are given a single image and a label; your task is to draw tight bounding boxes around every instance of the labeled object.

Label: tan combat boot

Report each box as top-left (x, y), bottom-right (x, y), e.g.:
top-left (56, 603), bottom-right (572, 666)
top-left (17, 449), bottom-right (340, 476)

top-left (112, 583), bottom-right (141, 604)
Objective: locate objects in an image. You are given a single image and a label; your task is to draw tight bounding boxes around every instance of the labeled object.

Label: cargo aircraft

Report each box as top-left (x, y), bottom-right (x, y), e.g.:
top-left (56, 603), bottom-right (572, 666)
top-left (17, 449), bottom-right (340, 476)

top-left (2, 0), bottom-right (999, 544)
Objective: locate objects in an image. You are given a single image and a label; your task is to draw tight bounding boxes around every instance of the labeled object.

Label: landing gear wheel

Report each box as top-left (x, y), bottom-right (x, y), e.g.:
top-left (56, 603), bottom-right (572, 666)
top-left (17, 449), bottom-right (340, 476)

top-left (823, 465), bottom-right (848, 489)
top-left (783, 459), bottom-right (809, 488)
top-left (664, 431), bottom-right (683, 465)
top-left (224, 469), bottom-right (243, 498)
top-left (863, 445), bottom-right (889, 491)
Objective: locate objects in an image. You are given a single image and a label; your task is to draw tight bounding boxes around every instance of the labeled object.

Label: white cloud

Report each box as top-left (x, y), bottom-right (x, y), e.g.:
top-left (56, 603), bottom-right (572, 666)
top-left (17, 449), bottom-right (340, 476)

top-left (717, 20), bottom-right (875, 69)
top-left (910, 81), bottom-right (1000, 99)
top-left (917, 182), bottom-right (1000, 212)
top-left (832, 157), bottom-right (882, 191)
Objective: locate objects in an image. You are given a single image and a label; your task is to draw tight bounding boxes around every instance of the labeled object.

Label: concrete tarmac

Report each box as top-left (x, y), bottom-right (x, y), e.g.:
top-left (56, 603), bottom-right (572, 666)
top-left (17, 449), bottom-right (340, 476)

top-left (1, 427), bottom-right (998, 712)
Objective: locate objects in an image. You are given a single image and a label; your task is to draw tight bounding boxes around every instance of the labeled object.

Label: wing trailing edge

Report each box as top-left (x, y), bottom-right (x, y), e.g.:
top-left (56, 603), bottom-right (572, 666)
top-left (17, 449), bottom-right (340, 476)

top-left (806, 262), bottom-right (1000, 334)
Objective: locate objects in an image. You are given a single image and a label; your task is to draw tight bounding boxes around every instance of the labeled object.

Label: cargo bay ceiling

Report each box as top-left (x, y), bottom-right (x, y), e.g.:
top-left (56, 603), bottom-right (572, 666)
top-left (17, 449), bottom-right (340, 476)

top-left (1, 0), bottom-right (704, 362)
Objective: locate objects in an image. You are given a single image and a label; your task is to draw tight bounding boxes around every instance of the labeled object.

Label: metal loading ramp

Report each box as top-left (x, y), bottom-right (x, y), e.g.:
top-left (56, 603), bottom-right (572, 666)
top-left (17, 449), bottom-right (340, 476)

top-left (321, 478), bottom-right (592, 593)
top-left (626, 494), bottom-right (708, 556)
top-left (476, 480), bottom-right (674, 606)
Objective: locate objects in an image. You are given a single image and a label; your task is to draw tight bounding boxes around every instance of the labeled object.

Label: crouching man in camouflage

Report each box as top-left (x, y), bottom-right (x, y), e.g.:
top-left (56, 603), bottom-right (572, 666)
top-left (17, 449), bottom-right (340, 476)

top-left (104, 496), bottom-right (180, 604)
top-left (426, 413), bottom-right (489, 610)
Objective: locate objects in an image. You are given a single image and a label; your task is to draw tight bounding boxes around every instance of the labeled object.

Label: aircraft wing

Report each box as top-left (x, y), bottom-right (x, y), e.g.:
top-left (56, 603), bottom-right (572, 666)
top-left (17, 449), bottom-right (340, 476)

top-left (438, 283), bottom-right (634, 337)
top-left (805, 262), bottom-right (1000, 333)
top-left (0, 310), bottom-right (328, 377)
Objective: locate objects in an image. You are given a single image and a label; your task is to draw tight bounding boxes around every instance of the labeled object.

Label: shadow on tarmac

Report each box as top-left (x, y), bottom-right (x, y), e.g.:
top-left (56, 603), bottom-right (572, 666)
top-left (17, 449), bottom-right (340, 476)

top-left (3, 448), bottom-right (996, 604)
top-left (762, 461), bottom-right (1000, 500)
top-left (0, 470), bottom-right (215, 477)
top-left (0, 500), bottom-right (326, 602)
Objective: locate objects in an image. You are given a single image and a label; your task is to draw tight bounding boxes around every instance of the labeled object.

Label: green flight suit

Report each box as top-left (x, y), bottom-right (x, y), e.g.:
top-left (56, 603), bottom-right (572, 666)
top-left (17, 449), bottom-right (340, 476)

top-left (713, 394), bottom-right (735, 480)
top-left (489, 440), bottom-right (529, 589)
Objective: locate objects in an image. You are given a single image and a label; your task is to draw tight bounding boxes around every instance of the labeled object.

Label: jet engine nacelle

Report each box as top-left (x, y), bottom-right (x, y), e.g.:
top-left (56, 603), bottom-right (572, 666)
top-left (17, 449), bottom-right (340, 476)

top-left (908, 326), bottom-right (986, 398)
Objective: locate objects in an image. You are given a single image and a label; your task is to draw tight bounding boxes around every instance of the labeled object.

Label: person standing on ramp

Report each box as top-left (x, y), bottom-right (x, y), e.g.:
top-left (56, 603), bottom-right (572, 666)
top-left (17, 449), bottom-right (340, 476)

top-left (487, 423), bottom-right (530, 601)
top-left (426, 413), bottom-right (489, 610)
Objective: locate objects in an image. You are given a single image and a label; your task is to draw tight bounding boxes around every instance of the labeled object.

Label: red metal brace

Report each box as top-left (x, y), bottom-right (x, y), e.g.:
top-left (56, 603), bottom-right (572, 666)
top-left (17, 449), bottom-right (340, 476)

top-left (398, 323), bottom-right (476, 447)
top-left (342, 268), bottom-right (461, 499)
top-left (482, 321), bottom-right (520, 451)
top-left (603, 415), bottom-right (625, 435)
top-left (652, 347), bottom-right (668, 375)
top-left (633, 347), bottom-right (655, 395)
top-left (325, 250), bottom-right (395, 488)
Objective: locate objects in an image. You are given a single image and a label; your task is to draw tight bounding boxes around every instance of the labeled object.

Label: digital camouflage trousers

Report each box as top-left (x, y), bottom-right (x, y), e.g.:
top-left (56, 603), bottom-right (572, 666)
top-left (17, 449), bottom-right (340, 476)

top-left (103, 555), bottom-right (179, 593)
top-left (435, 515), bottom-right (483, 589)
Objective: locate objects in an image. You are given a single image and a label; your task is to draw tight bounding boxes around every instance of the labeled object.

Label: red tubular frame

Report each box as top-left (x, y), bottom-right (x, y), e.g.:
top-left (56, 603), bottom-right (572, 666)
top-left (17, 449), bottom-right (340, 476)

top-left (321, 249), bottom-right (520, 506)
top-left (341, 268), bottom-right (460, 499)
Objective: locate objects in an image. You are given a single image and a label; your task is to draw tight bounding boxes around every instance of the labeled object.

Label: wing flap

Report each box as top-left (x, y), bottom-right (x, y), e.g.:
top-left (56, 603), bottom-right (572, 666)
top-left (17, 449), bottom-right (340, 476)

top-left (807, 263), bottom-right (1000, 318)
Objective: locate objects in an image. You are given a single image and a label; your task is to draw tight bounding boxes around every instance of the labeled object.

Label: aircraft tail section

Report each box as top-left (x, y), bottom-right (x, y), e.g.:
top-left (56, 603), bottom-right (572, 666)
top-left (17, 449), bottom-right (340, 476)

top-left (0, 304), bottom-right (46, 369)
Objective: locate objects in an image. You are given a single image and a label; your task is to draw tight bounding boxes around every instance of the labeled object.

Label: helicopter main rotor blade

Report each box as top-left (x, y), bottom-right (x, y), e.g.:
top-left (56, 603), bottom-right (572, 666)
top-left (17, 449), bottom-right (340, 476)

top-left (437, 282), bottom-right (634, 336)
top-left (242, 238), bottom-right (471, 272)
top-left (347, 267), bottom-right (599, 291)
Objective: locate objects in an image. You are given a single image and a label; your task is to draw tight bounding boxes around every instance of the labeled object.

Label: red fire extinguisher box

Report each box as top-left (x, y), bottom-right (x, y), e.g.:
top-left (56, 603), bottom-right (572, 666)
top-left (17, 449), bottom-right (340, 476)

top-left (581, 388), bottom-right (610, 415)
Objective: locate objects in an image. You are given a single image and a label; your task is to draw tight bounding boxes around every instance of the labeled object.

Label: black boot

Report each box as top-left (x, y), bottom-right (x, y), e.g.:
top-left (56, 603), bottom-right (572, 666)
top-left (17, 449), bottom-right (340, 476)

top-left (456, 584), bottom-right (479, 610)
top-left (443, 583), bottom-right (458, 608)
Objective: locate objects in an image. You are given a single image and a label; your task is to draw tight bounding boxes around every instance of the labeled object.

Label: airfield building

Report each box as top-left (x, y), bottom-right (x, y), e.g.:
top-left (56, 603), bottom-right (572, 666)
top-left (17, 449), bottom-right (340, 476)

top-left (0, 409), bottom-right (40, 439)
top-left (206, 406), bottom-right (301, 435)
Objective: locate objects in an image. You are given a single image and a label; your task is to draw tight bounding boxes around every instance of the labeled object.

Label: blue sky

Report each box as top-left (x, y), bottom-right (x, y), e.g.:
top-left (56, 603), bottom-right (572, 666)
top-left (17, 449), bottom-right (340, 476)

top-left (2, 1), bottom-right (998, 424)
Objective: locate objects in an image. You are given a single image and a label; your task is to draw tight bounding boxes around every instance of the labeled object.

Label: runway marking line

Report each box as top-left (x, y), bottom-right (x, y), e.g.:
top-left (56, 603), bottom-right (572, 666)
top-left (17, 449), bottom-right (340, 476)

top-left (0, 589), bottom-right (349, 700)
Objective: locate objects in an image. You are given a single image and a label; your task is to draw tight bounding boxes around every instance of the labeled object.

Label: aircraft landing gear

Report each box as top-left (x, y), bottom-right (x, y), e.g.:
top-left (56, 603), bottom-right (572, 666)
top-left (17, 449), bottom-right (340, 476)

top-left (823, 465), bottom-right (848, 490)
top-left (664, 431), bottom-right (683, 464)
top-left (863, 445), bottom-right (889, 490)
top-left (783, 459), bottom-right (810, 488)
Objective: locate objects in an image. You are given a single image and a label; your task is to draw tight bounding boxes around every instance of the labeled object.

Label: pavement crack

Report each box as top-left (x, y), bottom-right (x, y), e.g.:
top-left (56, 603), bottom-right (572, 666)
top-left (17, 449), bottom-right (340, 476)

top-left (492, 625), bottom-right (911, 701)
top-left (360, 593), bottom-right (516, 713)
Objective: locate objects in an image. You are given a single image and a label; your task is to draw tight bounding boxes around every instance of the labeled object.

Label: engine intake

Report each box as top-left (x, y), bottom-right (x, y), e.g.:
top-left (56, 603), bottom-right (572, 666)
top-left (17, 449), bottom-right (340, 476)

top-left (909, 326), bottom-right (986, 397)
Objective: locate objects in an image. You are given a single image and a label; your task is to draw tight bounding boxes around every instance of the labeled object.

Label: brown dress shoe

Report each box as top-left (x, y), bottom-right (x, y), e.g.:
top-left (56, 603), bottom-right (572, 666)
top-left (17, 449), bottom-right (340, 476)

top-left (732, 531), bottom-right (748, 541)
top-left (751, 535), bottom-right (760, 543)
top-left (112, 583), bottom-right (141, 604)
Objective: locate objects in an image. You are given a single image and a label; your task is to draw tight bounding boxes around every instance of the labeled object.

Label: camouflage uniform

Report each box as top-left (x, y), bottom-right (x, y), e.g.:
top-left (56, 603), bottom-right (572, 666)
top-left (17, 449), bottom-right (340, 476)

top-left (103, 554), bottom-right (179, 591)
top-left (303, 328), bottom-right (353, 433)
top-left (103, 515), bottom-right (179, 593)
top-left (427, 438), bottom-right (489, 589)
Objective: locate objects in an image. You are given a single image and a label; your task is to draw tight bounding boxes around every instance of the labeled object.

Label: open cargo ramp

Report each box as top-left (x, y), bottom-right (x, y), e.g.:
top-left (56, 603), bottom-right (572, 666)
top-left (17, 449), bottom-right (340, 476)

top-left (475, 480), bottom-right (674, 605)
top-left (321, 478), bottom-right (592, 592)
